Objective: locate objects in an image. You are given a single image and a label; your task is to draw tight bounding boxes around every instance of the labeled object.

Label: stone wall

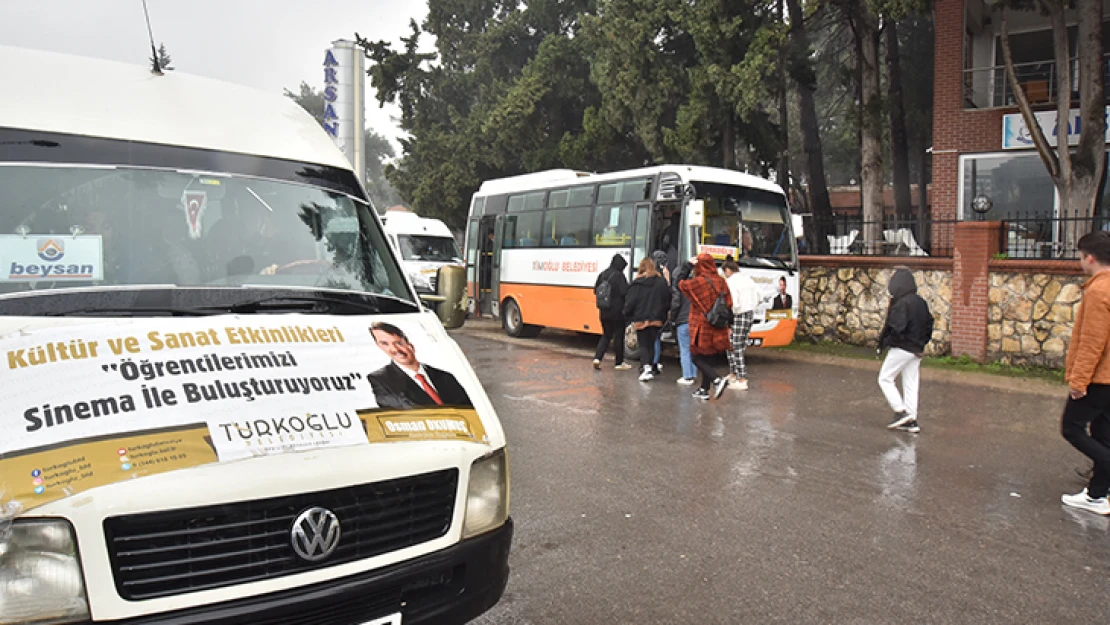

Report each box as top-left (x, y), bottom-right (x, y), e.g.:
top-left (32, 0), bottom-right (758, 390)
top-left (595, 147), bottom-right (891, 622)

top-left (987, 273), bottom-right (1085, 367)
top-left (798, 266), bottom-right (953, 356)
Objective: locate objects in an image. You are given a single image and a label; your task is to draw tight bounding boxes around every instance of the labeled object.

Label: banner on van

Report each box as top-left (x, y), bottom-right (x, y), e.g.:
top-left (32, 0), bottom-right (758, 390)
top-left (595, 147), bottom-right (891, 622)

top-left (0, 314), bottom-right (488, 512)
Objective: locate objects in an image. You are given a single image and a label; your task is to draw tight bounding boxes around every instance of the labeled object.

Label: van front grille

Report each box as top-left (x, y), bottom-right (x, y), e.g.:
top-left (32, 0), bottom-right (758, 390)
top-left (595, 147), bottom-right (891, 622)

top-left (103, 469), bottom-right (458, 600)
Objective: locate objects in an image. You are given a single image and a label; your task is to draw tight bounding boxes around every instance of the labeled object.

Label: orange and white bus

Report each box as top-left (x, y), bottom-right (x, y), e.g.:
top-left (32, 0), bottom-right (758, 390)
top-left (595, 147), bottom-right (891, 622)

top-left (463, 165), bottom-right (800, 356)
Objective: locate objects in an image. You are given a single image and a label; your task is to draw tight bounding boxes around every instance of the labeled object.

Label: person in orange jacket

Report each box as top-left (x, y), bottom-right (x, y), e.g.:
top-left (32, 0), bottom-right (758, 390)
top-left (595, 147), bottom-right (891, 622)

top-left (1061, 230), bottom-right (1110, 515)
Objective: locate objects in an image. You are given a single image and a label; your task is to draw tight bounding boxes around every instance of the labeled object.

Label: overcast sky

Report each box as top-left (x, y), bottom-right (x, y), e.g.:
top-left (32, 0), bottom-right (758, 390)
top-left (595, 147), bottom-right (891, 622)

top-left (0, 0), bottom-right (427, 151)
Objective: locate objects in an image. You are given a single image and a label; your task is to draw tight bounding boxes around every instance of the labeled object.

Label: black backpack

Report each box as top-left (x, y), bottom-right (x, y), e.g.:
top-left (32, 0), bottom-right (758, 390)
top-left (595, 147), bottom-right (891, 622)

top-left (702, 276), bottom-right (733, 328)
top-left (595, 275), bottom-right (613, 310)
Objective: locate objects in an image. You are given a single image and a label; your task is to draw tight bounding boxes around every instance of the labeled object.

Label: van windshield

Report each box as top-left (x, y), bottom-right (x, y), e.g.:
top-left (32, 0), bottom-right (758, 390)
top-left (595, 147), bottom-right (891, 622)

top-left (0, 165), bottom-right (413, 304)
top-left (398, 235), bottom-right (461, 263)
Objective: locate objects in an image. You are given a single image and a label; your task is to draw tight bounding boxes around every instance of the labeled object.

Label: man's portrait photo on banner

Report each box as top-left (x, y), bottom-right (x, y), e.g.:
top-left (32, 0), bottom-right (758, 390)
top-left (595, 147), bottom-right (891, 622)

top-left (366, 322), bottom-right (474, 410)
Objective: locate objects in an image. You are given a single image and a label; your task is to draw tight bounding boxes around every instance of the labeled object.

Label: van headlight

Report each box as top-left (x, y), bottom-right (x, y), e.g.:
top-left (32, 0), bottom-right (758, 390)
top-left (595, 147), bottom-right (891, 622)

top-left (462, 449), bottom-right (509, 539)
top-left (409, 272), bottom-right (431, 290)
top-left (0, 520), bottom-right (89, 625)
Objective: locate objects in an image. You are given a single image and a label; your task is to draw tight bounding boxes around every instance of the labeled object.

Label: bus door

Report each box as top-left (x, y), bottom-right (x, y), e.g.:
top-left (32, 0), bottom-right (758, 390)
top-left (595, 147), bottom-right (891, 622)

top-left (476, 215), bottom-right (505, 317)
top-left (477, 216), bottom-right (496, 317)
top-left (631, 202), bottom-right (651, 277)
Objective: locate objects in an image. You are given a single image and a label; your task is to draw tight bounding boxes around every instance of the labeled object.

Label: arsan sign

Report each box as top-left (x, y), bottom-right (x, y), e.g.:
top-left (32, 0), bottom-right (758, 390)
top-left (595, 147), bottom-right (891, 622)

top-left (1002, 106), bottom-right (1110, 150)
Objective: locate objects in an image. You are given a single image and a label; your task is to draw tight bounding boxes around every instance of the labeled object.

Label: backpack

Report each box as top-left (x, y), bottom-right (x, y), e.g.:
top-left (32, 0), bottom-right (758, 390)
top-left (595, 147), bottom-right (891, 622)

top-left (702, 276), bottom-right (733, 329)
top-left (595, 275), bottom-right (613, 310)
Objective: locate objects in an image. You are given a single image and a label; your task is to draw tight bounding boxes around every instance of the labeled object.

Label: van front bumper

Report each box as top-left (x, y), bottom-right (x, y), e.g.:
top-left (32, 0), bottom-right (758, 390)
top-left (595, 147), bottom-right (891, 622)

top-left (86, 519), bottom-right (513, 625)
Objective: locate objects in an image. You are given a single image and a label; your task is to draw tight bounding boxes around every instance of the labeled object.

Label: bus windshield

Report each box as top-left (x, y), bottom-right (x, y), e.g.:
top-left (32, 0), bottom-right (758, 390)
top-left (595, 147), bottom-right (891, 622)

top-left (0, 165), bottom-right (413, 302)
top-left (398, 234), bottom-right (462, 263)
top-left (696, 181), bottom-right (794, 269)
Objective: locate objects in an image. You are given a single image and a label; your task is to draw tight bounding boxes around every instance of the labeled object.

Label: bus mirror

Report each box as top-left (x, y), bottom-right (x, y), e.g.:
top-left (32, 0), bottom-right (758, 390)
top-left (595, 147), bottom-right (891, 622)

top-left (792, 214), bottom-right (804, 239)
top-left (687, 199), bottom-right (705, 225)
top-left (424, 264), bottom-right (467, 329)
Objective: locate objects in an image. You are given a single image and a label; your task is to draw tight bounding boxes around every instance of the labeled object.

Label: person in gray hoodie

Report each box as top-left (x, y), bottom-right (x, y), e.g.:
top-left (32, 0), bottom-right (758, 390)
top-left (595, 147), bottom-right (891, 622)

top-left (878, 267), bottom-right (935, 433)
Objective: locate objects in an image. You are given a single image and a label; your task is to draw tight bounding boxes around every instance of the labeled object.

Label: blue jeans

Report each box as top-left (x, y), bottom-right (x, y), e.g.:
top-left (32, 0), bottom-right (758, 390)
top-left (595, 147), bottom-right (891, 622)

top-left (676, 323), bottom-right (696, 380)
top-left (653, 334), bottom-right (662, 366)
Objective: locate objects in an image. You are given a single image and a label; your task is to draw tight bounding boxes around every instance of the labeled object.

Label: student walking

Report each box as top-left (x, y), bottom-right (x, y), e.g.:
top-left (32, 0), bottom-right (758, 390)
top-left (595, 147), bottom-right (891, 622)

top-left (624, 257), bottom-right (672, 381)
top-left (678, 253), bottom-right (732, 400)
top-left (593, 254), bottom-right (632, 371)
top-left (878, 267), bottom-right (934, 433)
top-left (1060, 231), bottom-right (1110, 515)
top-left (670, 259), bottom-right (698, 385)
top-left (722, 260), bottom-right (758, 390)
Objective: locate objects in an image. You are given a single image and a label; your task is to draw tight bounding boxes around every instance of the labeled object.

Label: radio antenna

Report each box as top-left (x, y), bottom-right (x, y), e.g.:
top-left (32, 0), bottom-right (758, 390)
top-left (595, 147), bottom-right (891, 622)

top-left (142, 0), bottom-right (162, 75)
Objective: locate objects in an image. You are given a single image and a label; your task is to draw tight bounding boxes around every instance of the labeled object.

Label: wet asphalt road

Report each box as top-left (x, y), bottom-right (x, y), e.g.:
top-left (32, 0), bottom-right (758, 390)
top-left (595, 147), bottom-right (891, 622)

top-left (456, 327), bottom-right (1110, 624)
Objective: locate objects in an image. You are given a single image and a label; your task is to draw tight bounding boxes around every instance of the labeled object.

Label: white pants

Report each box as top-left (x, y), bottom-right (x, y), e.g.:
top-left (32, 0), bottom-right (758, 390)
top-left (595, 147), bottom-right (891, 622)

top-left (878, 348), bottom-right (921, 419)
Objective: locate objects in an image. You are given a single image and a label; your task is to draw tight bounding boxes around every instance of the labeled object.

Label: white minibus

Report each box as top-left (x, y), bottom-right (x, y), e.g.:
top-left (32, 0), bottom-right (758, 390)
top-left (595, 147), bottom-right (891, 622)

top-left (0, 46), bottom-right (510, 625)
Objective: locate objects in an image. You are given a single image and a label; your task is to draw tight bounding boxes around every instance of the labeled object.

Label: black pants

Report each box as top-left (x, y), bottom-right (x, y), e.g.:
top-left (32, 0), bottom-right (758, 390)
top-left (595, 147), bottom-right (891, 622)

top-left (692, 354), bottom-right (720, 390)
top-left (635, 326), bottom-right (660, 369)
top-left (595, 319), bottom-right (625, 365)
top-left (1061, 384), bottom-right (1110, 498)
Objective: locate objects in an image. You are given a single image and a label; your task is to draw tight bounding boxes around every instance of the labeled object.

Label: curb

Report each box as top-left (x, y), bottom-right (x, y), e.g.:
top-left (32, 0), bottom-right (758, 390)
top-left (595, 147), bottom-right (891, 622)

top-left (451, 320), bottom-right (1067, 399)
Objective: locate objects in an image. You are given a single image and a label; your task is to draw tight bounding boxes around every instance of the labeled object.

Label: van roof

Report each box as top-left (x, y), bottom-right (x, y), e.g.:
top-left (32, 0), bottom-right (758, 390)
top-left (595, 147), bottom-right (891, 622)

top-left (0, 45), bottom-right (352, 171)
top-left (382, 212), bottom-right (453, 237)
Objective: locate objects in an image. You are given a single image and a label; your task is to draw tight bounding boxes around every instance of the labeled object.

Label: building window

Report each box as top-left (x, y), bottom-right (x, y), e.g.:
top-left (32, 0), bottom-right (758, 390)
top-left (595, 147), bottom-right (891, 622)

top-left (962, 152), bottom-right (1057, 257)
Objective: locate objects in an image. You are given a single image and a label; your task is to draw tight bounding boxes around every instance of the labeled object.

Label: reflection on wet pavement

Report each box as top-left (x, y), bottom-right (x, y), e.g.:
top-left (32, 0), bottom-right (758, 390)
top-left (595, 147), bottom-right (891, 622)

top-left (460, 333), bottom-right (1110, 623)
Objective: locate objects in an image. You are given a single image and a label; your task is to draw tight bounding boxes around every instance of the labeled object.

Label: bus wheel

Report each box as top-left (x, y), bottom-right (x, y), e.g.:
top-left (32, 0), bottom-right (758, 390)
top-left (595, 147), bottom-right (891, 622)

top-left (502, 299), bottom-right (542, 338)
top-left (623, 323), bottom-right (643, 361)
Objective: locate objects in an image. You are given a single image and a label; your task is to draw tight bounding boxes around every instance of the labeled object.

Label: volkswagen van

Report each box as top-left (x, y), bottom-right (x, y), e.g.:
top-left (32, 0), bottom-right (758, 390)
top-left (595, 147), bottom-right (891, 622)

top-left (381, 213), bottom-right (464, 297)
top-left (0, 46), bottom-right (510, 625)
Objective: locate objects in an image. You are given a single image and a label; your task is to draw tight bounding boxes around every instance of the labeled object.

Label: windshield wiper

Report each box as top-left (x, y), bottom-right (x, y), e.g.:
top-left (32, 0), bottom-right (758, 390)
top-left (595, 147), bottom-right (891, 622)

top-left (218, 292), bottom-right (417, 315)
top-left (45, 306), bottom-right (214, 317)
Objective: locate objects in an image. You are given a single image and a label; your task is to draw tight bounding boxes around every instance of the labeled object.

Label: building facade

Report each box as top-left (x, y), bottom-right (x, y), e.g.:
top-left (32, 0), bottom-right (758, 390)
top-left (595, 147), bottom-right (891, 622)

top-left (933, 0), bottom-right (1110, 258)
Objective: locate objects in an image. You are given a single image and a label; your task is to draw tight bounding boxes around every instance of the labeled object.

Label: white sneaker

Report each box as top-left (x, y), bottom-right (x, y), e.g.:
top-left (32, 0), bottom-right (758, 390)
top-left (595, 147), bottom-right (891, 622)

top-left (592, 359), bottom-right (601, 370)
top-left (711, 377), bottom-right (728, 400)
top-left (614, 363), bottom-right (633, 371)
top-left (1062, 489), bottom-right (1110, 515)
top-left (676, 377), bottom-right (696, 386)
top-left (735, 379), bottom-right (749, 390)
top-left (638, 367), bottom-right (655, 382)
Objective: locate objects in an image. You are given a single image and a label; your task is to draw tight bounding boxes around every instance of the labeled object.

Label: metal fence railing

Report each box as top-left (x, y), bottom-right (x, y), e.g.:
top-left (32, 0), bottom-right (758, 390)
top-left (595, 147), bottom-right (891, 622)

top-left (798, 215), bottom-right (957, 258)
top-left (1000, 210), bottom-right (1109, 260)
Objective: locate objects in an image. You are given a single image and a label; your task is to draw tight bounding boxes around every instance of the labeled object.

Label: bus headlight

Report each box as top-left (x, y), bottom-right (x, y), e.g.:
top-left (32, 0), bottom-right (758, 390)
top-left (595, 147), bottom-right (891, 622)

top-left (462, 449), bottom-right (509, 539)
top-left (0, 520), bottom-right (89, 625)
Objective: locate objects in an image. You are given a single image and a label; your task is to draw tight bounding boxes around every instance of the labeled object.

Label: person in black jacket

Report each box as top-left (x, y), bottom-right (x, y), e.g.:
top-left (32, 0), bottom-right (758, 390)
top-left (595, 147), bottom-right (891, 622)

top-left (878, 267), bottom-right (934, 433)
top-left (669, 259), bottom-right (697, 384)
top-left (624, 257), bottom-right (672, 381)
top-left (593, 254), bottom-right (631, 370)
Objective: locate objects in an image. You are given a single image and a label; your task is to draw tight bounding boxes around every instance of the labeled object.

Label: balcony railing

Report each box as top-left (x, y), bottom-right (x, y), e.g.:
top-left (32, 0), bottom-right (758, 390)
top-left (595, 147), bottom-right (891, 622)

top-left (962, 55), bottom-right (1110, 109)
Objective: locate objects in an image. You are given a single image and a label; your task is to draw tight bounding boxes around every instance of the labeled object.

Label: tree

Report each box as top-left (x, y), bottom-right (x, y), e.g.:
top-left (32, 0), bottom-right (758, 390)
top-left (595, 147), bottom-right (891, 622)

top-left (149, 43), bottom-right (173, 73)
top-left (998, 0), bottom-right (1106, 242)
top-left (885, 21), bottom-right (912, 220)
top-left (844, 0), bottom-right (884, 250)
top-left (283, 82), bottom-right (403, 210)
top-left (785, 0), bottom-right (834, 251)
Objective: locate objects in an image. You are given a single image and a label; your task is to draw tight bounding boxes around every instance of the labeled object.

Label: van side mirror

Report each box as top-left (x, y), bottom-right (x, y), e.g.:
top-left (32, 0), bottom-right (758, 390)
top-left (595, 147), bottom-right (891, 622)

top-left (792, 214), bottom-right (805, 239)
top-left (418, 265), bottom-right (467, 329)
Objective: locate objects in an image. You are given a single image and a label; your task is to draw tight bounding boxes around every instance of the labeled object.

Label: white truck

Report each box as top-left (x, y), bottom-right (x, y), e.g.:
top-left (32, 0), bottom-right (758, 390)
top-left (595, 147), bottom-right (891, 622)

top-left (382, 212), bottom-right (464, 296)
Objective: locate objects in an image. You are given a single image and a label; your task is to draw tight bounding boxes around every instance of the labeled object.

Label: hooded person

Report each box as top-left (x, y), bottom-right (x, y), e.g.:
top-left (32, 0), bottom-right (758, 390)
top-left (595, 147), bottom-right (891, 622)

top-left (593, 253), bottom-right (632, 370)
top-left (670, 257), bottom-right (698, 384)
top-left (649, 249), bottom-right (672, 371)
top-left (678, 253), bottom-right (733, 400)
top-left (623, 257), bottom-right (672, 381)
top-left (878, 267), bottom-right (934, 433)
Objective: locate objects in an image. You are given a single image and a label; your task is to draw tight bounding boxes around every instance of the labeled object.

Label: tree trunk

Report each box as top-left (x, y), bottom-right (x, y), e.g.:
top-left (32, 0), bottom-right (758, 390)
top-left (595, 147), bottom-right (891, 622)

top-left (786, 0), bottom-right (832, 253)
top-left (857, 6), bottom-right (884, 252)
top-left (1072, 0), bottom-right (1107, 224)
top-left (777, 0), bottom-right (791, 192)
top-left (885, 20), bottom-right (913, 223)
top-left (723, 109), bottom-right (737, 170)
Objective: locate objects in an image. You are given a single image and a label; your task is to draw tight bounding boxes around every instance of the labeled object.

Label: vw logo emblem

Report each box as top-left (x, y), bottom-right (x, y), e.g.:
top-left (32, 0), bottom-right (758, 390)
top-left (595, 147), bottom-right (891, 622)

top-left (290, 507), bottom-right (341, 562)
